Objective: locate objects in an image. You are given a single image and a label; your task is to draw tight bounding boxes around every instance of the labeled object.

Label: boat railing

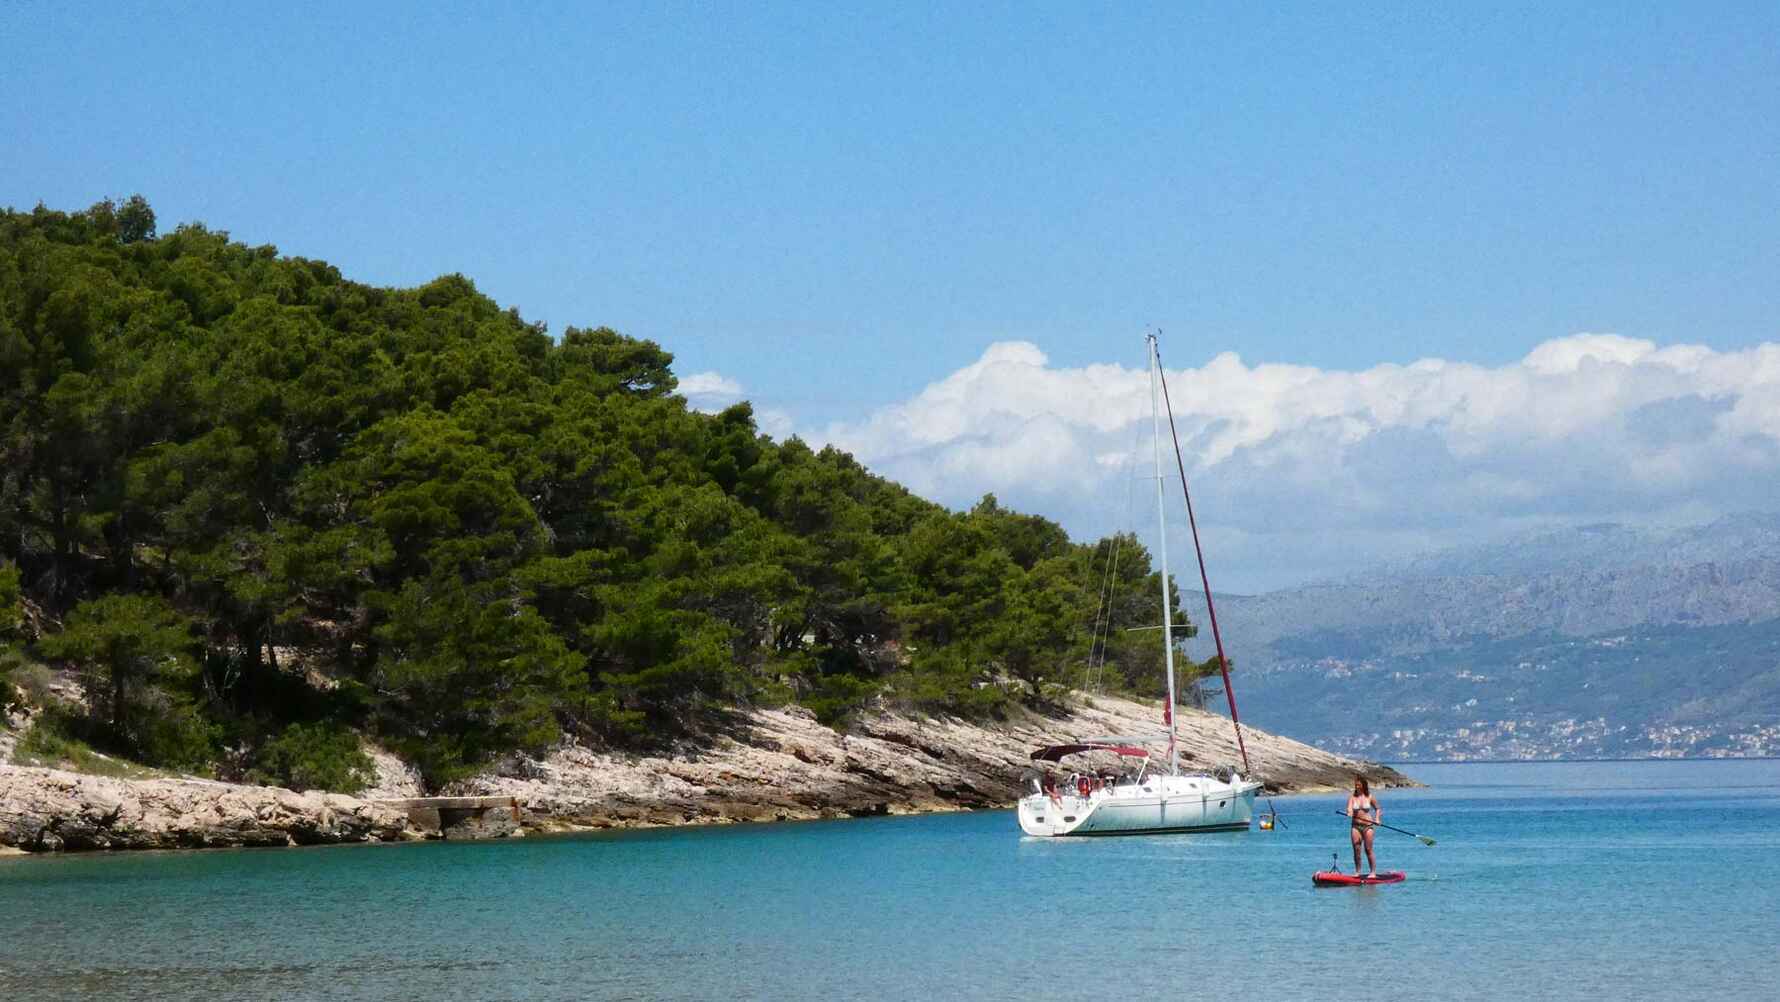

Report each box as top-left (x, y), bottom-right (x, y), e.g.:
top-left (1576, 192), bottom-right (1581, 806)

top-left (1031, 772), bottom-right (1141, 802)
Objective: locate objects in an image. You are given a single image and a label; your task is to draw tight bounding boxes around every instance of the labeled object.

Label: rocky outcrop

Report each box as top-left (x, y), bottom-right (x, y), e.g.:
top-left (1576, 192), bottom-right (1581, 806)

top-left (0, 767), bottom-right (414, 852)
top-left (2, 694), bottom-right (1411, 852)
top-left (468, 694), bottom-right (1412, 830)
top-left (361, 743), bottom-right (426, 799)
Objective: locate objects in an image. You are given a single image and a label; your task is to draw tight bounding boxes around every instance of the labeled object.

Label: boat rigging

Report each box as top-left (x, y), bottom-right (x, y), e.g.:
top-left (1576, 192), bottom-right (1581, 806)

top-left (1017, 333), bottom-right (1262, 837)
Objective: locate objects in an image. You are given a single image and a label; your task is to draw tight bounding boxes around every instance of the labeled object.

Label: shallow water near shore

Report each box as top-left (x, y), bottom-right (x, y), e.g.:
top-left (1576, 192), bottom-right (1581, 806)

top-left (4, 759), bottom-right (1778, 1001)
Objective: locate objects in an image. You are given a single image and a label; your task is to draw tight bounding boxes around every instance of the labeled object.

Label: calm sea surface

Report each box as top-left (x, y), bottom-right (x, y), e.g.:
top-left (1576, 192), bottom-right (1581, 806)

top-left (4, 759), bottom-right (1778, 1001)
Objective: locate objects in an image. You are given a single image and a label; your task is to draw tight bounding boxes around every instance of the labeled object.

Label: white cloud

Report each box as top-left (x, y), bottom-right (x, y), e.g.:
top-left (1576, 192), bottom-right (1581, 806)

top-left (679, 370), bottom-right (796, 440)
top-left (679, 371), bottom-right (745, 407)
top-left (816, 334), bottom-right (1780, 592)
top-left (753, 407), bottom-right (796, 440)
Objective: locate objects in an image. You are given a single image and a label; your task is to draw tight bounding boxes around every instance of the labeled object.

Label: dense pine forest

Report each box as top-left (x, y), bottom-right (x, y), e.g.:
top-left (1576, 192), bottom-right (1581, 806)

top-left (0, 198), bottom-right (1199, 792)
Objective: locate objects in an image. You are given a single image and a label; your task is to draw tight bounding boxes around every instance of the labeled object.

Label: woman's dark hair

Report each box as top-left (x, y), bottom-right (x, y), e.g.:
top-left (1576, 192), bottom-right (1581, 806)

top-left (1353, 775), bottom-right (1370, 795)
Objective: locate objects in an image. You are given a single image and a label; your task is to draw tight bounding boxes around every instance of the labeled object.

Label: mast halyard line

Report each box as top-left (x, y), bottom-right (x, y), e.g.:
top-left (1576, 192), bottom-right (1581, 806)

top-left (1148, 333), bottom-right (1180, 777)
top-left (1154, 343), bottom-right (1253, 779)
top-left (1087, 412), bottom-right (1149, 695)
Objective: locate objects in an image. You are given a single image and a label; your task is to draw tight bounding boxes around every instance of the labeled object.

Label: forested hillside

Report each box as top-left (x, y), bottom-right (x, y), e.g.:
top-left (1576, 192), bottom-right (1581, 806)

top-left (0, 199), bottom-right (1195, 791)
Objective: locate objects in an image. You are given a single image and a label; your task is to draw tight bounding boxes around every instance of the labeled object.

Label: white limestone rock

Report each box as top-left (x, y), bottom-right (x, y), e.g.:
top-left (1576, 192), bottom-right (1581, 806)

top-left (0, 766), bottom-right (415, 852)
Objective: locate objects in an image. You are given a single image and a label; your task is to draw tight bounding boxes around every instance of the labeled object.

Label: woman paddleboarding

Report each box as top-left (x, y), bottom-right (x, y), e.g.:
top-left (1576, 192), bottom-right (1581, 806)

top-left (1346, 775), bottom-right (1381, 877)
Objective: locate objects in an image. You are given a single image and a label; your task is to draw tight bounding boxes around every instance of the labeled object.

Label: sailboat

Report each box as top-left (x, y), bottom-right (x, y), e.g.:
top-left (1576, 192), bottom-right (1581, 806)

top-left (1016, 333), bottom-right (1262, 837)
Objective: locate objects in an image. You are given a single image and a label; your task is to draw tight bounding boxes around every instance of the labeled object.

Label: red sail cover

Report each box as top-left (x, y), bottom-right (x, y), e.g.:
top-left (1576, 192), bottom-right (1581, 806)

top-left (1029, 744), bottom-right (1151, 762)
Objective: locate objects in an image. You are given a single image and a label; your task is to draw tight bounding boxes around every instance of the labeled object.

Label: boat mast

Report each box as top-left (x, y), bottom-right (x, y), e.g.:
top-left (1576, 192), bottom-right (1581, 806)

top-left (1156, 356), bottom-right (1255, 779)
top-left (1148, 333), bottom-right (1180, 776)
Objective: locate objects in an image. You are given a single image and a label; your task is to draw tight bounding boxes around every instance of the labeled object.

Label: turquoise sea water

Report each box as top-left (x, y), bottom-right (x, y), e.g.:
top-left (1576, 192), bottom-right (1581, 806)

top-left (4, 759), bottom-right (1779, 1001)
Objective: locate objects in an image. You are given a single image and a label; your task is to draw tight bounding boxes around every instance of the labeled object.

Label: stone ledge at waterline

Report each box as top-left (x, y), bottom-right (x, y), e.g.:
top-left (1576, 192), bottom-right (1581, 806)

top-left (1, 695), bottom-right (1412, 853)
top-left (469, 694), bottom-right (1414, 830)
top-left (0, 768), bottom-right (417, 852)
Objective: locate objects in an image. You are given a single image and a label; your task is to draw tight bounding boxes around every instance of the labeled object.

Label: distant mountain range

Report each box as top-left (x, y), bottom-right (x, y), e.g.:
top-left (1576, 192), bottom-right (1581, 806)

top-left (1188, 514), bottom-right (1780, 760)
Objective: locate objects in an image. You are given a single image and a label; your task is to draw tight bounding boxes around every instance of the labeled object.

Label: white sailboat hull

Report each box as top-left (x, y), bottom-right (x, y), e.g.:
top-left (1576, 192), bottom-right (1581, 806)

top-left (1017, 775), bottom-right (1261, 837)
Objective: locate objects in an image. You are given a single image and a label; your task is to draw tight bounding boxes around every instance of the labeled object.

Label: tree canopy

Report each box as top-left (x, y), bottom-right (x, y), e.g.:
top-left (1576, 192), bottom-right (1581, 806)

top-left (0, 198), bottom-right (1192, 789)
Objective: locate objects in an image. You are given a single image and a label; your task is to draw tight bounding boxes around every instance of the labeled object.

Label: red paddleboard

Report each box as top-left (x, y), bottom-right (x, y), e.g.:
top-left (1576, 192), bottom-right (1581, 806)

top-left (1313, 871), bottom-right (1405, 886)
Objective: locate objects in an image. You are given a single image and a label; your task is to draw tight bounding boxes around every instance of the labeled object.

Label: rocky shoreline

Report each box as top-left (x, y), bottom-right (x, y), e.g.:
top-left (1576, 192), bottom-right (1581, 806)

top-left (1, 695), bottom-right (1412, 853)
top-left (0, 768), bottom-right (413, 852)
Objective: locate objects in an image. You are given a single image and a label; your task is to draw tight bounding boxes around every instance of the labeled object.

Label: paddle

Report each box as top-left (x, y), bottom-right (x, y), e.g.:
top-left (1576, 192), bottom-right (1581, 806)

top-left (1335, 810), bottom-right (1437, 846)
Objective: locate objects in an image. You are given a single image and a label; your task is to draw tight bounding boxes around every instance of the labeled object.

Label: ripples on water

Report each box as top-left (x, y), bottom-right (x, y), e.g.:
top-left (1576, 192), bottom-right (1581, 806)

top-left (4, 759), bottom-right (1778, 1001)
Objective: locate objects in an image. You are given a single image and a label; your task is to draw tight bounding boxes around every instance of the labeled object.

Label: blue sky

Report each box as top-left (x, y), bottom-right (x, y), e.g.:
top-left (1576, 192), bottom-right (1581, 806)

top-left (6, 3), bottom-right (1779, 589)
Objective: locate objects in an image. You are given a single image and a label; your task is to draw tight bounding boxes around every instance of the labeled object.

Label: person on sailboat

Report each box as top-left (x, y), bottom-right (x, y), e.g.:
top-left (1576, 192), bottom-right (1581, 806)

top-left (1347, 775), bottom-right (1381, 876)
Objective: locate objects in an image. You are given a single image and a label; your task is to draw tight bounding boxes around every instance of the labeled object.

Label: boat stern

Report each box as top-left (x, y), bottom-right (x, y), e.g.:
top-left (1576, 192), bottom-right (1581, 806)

top-left (1017, 793), bottom-right (1090, 837)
